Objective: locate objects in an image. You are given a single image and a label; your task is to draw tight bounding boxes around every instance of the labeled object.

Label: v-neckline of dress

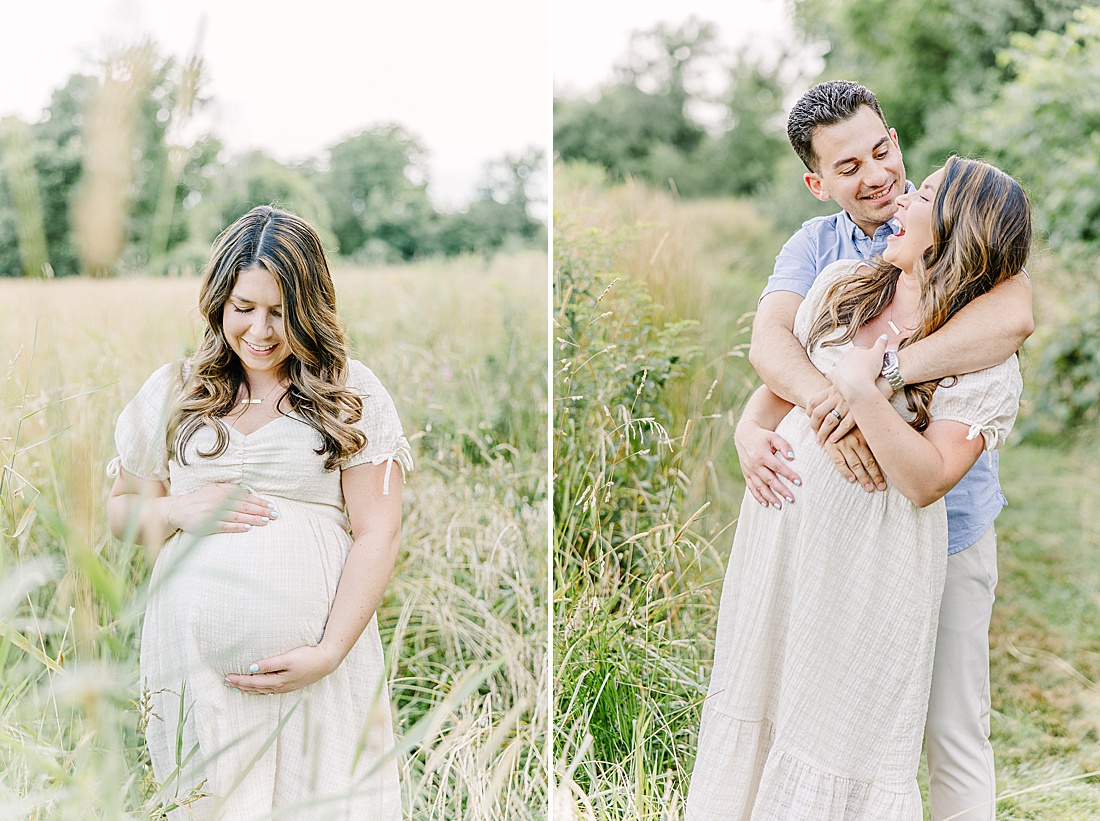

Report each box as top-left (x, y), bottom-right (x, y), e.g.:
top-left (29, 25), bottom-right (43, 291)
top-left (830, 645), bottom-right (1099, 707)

top-left (226, 412), bottom-right (297, 439)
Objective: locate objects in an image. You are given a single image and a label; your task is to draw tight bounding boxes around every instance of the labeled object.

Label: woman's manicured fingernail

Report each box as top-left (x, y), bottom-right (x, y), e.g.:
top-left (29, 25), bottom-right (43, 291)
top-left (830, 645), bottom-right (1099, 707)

top-left (249, 663), bottom-right (260, 673)
top-left (243, 523), bottom-right (252, 530)
top-left (261, 517), bottom-right (269, 523)
top-left (267, 502), bottom-right (276, 510)
top-left (271, 510), bottom-right (279, 518)
top-left (793, 479), bottom-right (802, 486)
top-left (786, 451), bottom-right (794, 459)
top-left (772, 502), bottom-right (781, 510)
top-left (233, 687), bottom-right (240, 692)
top-left (760, 501), bottom-right (768, 508)
top-left (785, 496), bottom-right (793, 503)
top-left (223, 679), bottom-right (231, 688)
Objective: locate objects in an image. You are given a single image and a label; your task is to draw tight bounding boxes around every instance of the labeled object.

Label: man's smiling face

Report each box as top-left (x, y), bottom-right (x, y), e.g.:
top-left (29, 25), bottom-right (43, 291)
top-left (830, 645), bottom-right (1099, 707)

top-left (803, 105), bottom-right (906, 237)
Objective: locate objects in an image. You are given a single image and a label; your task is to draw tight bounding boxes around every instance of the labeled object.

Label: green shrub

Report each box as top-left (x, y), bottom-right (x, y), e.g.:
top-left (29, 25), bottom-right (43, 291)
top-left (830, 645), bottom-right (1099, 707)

top-left (1019, 296), bottom-right (1100, 443)
top-left (554, 214), bottom-right (715, 809)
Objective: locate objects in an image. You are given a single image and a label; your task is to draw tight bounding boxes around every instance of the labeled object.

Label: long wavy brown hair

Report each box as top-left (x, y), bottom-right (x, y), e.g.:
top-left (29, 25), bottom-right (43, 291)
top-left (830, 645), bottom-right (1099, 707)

top-left (806, 156), bottom-right (1032, 430)
top-left (169, 206), bottom-right (366, 470)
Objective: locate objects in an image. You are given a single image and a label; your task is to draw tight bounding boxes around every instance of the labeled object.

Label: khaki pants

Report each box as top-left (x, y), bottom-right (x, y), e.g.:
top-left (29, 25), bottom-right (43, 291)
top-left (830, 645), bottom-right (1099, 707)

top-left (925, 524), bottom-right (999, 821)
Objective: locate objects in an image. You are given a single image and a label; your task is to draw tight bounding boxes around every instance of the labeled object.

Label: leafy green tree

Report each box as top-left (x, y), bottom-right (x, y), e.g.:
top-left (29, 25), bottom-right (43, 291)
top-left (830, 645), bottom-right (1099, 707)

top-left (436, 148), bottom-right (546, 256)
top-left (72, 42), bottom-right (214, 276)
top-left (794, 0), bottom-right (1080, 169)
top-left (27, 74), bottom-right (94, 276)
top-left (317, 125), bottom-right (436, 261)
top-left (0, 117), bottom-right (49, 277)
top-left (696, 54), bottom-right (788, 197)
top-left (554, 18), bottom-right (716, 183)
top-left (212, 151), bottom-right (334, 244)
top-left (0, 45), bottom-right (219, 276)
top-left (554, 85), bottom-right (692, 178)
top-left (124, 48), bottom-right (190, 269)
top-left (958, 6), bottom-right (1100, 254)
top-left (555, 19), bottom-right (787, 198)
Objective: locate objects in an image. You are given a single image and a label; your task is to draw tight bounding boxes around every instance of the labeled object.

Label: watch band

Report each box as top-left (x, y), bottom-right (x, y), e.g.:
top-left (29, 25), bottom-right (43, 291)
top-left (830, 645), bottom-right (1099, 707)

top-left (881, 350), bottom-right (905, 394)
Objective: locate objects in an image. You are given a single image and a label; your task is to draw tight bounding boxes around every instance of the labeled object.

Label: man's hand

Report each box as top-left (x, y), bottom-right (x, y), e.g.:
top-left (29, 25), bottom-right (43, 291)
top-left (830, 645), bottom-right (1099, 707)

top-left (807, 384), bottom-right (854, 443)
top-left (808, 371), bottom-right (895, 444)
top-left (822, 427), bottom-right (887, 492)
top-left (735, 420), bottom-right (802, 510)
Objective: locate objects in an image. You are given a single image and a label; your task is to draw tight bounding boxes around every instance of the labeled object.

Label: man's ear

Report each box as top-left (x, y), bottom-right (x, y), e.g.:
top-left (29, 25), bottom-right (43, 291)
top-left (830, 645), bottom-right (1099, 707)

top-left (804, 172), bottom-right (832, 203)
top-left (890, 127), bottom-right (901, 152)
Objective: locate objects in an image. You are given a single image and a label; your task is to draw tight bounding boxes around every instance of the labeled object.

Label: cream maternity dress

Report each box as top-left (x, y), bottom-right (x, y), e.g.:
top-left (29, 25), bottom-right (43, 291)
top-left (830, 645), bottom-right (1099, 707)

top-left (685, 260), bottom-right (1022, 821)
top-left (109, 359), bottom-right (411, 821)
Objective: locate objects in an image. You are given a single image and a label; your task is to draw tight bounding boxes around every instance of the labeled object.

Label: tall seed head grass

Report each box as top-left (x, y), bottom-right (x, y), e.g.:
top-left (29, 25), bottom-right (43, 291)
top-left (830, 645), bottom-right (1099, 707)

top-left (0, 250), bottom-right (547, 819)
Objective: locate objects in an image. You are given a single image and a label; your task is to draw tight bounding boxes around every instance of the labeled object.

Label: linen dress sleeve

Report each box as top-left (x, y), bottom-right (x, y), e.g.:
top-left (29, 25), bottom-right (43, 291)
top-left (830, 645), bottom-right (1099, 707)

top-left (792, 259), bottom-right (864, 347)
top-left (106, 362), bottom-right (180, 482)
top-left (343, 359), bottom-right (413, 494)
top-left (927, 355), bottom-right (1023, 451)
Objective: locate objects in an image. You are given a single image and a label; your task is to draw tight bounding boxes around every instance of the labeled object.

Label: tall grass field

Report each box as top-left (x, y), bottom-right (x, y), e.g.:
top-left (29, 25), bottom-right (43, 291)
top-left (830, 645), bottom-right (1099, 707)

top-left (553, 165), bottom-right (1100, 820)
top-left (0, 250), bottom-right (547, 819)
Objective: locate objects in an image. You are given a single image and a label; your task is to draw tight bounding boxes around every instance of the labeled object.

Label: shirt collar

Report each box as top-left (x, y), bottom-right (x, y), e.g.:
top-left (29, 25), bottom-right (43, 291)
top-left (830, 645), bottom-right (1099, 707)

top-left (841, 180), bottom-right (916, 242)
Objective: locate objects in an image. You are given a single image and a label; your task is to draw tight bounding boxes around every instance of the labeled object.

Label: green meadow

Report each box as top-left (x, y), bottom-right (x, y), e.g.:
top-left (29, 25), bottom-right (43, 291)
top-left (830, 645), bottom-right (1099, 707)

top-left (0, 250), bottom-right (548, 819)
top-left (553, 169), bottom-right (1100, 820)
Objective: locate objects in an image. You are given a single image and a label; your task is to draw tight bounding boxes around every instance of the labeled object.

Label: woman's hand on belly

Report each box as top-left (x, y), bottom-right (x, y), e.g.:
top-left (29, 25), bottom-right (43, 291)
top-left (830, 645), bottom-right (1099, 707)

top-left (171, 482), bottom-right (279, 535)
top-left (223, 643), bottom-right (340, 695)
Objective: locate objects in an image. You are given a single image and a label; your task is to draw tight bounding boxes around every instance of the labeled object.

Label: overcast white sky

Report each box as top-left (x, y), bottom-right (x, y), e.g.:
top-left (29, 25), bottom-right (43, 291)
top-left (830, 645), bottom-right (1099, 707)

top-left (0, 0), bottom-right (549, 209)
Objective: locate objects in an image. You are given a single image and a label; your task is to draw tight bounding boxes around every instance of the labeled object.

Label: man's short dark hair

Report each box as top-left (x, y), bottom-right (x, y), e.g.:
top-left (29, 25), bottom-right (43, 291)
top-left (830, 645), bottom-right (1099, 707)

top-left (787, 81), bottom-right (888, 173)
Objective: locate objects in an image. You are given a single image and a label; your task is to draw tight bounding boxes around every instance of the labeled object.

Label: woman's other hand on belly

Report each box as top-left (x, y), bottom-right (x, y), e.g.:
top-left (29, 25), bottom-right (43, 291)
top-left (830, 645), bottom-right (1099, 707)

top-left (170, 482), bottom-right (279, 535)
top-left (223, 644), bottom-right (340, 695)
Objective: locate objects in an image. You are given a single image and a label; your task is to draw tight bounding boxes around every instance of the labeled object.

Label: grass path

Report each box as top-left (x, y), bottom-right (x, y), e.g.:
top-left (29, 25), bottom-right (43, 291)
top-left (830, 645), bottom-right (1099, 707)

top-left (985, 442), bottom-right (1100, 818)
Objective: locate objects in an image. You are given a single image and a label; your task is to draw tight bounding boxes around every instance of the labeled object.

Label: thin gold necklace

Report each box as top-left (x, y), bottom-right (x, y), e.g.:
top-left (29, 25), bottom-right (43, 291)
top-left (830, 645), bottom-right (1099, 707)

top-left (240, 382), bottom-right (284, 405)
top-left (887, 283), bottom-right (919, 337)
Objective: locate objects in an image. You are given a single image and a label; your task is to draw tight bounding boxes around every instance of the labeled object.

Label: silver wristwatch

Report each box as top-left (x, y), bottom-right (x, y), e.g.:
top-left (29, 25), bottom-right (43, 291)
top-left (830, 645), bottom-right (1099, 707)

top-left (881, 350), bottom-right (905, 395)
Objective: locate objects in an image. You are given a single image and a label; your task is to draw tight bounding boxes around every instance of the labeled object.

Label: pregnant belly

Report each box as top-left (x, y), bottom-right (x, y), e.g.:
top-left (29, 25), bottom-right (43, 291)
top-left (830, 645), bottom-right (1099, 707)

top-left (146, 501), bottom-right (351, 675)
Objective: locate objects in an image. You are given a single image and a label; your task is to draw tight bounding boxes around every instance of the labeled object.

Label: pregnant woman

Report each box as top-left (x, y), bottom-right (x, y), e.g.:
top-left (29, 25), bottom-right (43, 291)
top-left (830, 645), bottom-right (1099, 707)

top-left (107, 206), bottom-right (410, 819)
top-left (686, 157), bottom-right (1030, 820)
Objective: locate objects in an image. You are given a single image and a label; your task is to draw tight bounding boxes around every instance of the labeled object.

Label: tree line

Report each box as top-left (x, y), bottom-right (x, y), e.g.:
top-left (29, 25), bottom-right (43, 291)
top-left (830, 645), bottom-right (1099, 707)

top-left (554, 0), bottom-right (1096, 259)
top-left (0, 42), bottom-right (545, 278)
top-left (554, 0), bottom-right (1100, 439)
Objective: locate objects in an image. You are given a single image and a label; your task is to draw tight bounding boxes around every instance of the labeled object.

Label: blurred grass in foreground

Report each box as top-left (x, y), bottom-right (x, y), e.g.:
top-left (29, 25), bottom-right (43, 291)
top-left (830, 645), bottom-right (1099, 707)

top-left (553, 164), bottom-right (1100, 819)
top-left (0, 250), bottom-right (547, 819)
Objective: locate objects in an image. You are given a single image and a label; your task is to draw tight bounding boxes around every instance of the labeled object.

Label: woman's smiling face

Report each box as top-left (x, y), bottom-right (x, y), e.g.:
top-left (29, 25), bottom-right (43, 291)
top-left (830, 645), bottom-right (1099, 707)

top-left (221, 265), bottom-right (291, 380)
top-left (883, 167), bottom-right (945, 273)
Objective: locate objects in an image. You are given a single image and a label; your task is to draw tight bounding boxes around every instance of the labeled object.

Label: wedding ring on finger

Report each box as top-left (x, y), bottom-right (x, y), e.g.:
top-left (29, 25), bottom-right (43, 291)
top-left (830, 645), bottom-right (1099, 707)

top-left (831, 409), bottom-right (843, 422)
